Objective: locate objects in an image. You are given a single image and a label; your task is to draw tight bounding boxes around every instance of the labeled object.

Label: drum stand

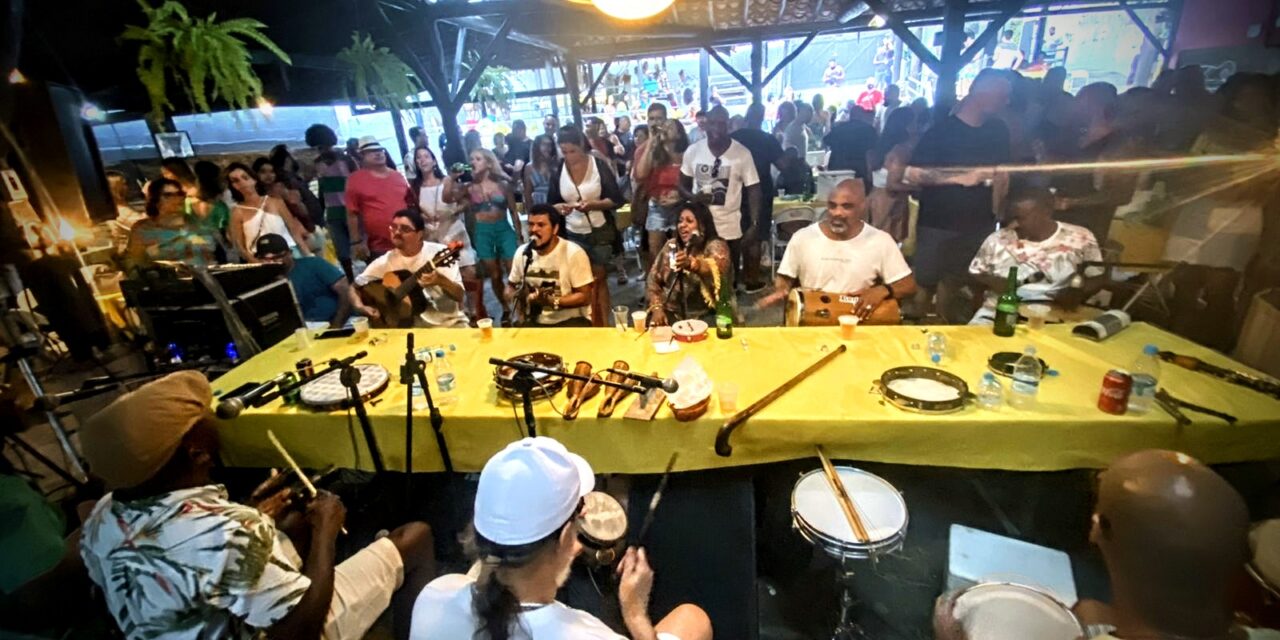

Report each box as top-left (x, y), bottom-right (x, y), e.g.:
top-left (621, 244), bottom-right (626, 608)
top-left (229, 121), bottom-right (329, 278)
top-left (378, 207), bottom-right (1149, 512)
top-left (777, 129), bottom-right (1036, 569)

top-left (831, 557), bottom-right (871, 640)
top-left (401, 334), bottom-right (452, 482)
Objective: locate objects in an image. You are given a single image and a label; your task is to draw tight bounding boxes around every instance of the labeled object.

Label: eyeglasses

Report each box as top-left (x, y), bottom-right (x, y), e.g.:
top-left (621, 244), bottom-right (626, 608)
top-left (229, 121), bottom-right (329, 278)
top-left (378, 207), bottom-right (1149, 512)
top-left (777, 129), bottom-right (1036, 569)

top-left (711, 157), bottom-right (722, 179)
top-left (389, 224), bottom-right (419, 235)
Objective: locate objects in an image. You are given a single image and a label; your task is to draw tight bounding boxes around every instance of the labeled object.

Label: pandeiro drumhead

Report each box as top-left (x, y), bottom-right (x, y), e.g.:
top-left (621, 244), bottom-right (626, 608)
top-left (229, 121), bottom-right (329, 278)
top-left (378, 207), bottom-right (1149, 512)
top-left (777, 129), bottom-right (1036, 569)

top-left (952, 583), bottom-right (1083, 640)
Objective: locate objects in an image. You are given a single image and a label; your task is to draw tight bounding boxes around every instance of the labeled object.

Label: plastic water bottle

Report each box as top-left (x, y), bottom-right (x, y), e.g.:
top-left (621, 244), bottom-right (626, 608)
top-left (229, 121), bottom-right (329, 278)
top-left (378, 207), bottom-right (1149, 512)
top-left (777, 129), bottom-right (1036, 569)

top-left (978, 372), bottom-right (1004, 410)
top-left (1009, 346), bottom-right (1042, 409)
top-left (433, 349), bottom-right (457, 406)
top-left (1127, 344), bottom-right (1161, 414)
top-left (926, 332), bottom-right (947, 365)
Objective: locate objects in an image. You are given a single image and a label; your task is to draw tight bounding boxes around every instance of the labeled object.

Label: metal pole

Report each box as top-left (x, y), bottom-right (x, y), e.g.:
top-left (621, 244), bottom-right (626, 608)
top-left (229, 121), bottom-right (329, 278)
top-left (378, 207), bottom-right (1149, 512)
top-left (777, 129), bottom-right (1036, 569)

top-left (750, 37), bottom-right (764, 105)
top-left (566, 56), bottom-right (584, 128)
top-left (16, 357), bottom-right (88, 480)
top-left (936, 0), bottom-right (968, 109)
top-left (699, 48), bottom-right (711, 112)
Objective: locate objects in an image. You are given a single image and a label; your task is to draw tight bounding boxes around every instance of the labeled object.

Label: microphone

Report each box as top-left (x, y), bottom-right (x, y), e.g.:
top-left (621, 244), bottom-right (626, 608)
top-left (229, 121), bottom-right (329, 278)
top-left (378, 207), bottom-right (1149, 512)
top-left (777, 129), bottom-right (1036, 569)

top-left (606, 369), bottom-right (679, 394)
top-left (216, 373), bottom-right (290, 419)
top-left (330, 350), bottom-right (369, 368)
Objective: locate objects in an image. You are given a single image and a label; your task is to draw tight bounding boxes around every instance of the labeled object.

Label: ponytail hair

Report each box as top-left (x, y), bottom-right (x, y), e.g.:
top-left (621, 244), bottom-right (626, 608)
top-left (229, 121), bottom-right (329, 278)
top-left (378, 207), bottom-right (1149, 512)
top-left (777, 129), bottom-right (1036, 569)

top-left (464, 507), bottom-right (580, 640)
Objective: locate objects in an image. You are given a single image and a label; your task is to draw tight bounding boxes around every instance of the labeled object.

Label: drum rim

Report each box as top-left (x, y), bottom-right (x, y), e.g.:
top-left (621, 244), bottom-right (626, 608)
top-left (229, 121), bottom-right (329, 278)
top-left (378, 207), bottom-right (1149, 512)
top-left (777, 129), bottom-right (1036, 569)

top-left (789, 467), bottom-right (909, 548)
top-left (877, 366), bottom-right (971, 413)
top-left (953, 581), bottom-right (1085, 636)
top-left (494, 352), bottom-right (567, 399)
top-left (578, 491), bottom-right (627, 547)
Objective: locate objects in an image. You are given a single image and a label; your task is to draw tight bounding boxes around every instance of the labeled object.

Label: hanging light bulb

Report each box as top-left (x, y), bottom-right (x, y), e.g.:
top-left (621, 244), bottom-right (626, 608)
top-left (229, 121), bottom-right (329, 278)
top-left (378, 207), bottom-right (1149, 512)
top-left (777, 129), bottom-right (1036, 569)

top-left (257, 97), bottom-right (275, 116)
top-left (869, 14), bottom-right (887, 28)
top-left (590, 0), bottom-right (674, 20)
top-left (80, 102), bottom-right (106, 122)
top-left (8, 68), bottom-right (27, 84)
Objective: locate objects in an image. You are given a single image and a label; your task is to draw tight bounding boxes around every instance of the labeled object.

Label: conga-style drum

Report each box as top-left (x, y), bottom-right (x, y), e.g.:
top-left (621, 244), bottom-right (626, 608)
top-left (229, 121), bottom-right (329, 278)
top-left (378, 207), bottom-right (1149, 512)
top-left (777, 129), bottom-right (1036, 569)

top-left (784, 289), bottom-right (901, 327)
top-left (578, 491), bottom-right (628, 566)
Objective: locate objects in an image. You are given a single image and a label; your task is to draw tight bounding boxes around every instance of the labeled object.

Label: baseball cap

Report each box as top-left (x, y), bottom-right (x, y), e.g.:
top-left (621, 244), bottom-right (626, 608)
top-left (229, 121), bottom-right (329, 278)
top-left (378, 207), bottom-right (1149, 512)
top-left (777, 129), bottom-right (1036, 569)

top-left (253, 233), bottom-right (289, 259)
top-left (80, 371), bottom-right (213, 489)
top-left (474, 437), bottom-right (595, 546)
top-left (357, 135), bottom-right (385, 153)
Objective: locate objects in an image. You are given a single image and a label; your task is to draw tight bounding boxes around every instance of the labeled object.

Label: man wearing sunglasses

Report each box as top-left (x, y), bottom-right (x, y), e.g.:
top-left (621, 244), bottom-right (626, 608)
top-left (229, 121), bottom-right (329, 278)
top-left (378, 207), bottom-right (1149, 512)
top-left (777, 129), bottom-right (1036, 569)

top-left (351, 208), bottom-right (467, 327)
top-left (254, 233), bottom-right (354, 329)
top-left (680, 106), bottom-right (762, 290)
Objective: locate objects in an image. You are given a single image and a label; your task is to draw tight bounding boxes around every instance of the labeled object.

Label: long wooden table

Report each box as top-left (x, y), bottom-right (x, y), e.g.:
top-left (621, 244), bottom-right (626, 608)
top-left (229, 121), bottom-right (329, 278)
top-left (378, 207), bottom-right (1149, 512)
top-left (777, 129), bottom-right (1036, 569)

top-left (212, 324), bottom-right (1280, 474)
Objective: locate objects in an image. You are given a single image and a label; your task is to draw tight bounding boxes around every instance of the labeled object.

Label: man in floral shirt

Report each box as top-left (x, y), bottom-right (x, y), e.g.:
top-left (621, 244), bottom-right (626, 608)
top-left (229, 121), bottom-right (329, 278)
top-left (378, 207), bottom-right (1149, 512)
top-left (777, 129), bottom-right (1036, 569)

top-left (968, 182), bottom-right (1106, 324)
top-left (79, 371), bottom-right (434, 639)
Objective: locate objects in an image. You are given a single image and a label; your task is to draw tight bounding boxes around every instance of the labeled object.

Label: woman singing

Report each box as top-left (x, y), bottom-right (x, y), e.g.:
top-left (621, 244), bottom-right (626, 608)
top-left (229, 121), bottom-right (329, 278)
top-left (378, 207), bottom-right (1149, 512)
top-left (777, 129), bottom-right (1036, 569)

top-left (645, 201), bottom-right (732, 326)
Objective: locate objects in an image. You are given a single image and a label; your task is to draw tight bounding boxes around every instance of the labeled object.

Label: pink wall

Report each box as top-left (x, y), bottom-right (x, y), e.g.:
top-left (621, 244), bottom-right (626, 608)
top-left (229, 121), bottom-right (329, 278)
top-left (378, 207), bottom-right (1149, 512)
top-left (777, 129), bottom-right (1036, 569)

top-left (1172, 0), bottom-right (1276, 62)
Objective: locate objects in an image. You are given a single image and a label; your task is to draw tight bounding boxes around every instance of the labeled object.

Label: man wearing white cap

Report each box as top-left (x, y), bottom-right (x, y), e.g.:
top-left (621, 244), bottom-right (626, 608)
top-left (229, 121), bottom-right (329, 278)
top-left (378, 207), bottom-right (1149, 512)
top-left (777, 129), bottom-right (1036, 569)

top-left (77, 371), bottom-right (436, 640)
top-left (345, 135), bottom-right (412, 261)
top-left (410, 437), bottom-right (712, 640)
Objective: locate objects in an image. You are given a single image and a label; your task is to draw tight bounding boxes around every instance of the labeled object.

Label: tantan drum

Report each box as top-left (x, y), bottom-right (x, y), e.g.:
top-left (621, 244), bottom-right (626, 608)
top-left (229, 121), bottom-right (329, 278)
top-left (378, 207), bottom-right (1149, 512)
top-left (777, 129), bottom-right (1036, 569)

top-left (791, 466), bottom-right (908, 560)
top-left (298, 364), bottom-right (390, 411)
top-left (578, 491), bottom-right (628, 566)
top-left (951, 582), bottom-right (1084, 640)
top-left (784, 289), bottom-right (901, 327)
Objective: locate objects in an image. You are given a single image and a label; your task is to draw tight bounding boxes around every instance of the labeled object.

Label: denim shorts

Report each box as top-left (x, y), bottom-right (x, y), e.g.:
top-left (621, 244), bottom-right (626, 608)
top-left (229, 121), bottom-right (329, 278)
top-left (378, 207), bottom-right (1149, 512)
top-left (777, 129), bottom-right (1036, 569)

top-left (473, 220), bottom-right (518, 261)
top-left (646, 200), bottom-right (676, 232)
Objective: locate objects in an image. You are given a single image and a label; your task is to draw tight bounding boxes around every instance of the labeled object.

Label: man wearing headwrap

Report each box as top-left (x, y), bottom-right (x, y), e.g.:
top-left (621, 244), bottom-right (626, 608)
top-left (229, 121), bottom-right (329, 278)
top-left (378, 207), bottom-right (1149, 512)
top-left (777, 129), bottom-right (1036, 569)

top-left (78, 371), bottom-right (435, 639)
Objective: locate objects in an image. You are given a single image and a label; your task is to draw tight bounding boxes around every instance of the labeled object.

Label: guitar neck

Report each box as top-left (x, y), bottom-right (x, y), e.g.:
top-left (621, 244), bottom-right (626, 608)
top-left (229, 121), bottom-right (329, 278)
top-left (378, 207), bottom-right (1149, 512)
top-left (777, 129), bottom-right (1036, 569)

top-left (392, 257), bottom-right (444, 299)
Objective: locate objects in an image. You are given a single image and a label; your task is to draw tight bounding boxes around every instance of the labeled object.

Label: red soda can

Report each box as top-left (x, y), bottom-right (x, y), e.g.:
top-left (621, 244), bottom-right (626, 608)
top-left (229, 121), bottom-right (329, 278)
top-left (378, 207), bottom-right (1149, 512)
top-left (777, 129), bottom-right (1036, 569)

top-left (1098, 369), bottom-right (1132, 415)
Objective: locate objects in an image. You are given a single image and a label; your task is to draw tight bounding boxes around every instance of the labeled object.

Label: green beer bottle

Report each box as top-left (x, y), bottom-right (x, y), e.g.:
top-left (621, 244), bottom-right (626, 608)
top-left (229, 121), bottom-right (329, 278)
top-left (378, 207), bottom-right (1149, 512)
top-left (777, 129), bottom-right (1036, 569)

top-left (993, 267), bottom-right (1019, 337)
top-left (715, 284), bottom-right (734, 339)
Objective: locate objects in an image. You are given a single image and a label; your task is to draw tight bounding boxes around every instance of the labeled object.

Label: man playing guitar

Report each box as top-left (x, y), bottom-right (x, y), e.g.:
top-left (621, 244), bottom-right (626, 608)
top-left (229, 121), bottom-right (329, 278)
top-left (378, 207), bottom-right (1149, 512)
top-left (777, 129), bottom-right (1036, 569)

top-left (758, 179), bottom-right (917, 321)
top-left (505, 204), bottom-right (594, 327)
top-left (352, 208), bottom-right (468, 327)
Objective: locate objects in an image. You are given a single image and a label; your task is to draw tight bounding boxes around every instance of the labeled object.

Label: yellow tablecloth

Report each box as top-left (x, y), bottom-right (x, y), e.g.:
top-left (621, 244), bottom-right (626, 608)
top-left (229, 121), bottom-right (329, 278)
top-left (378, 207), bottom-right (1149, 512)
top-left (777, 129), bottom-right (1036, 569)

top-left (213, 324), bottom-right (1280, 474)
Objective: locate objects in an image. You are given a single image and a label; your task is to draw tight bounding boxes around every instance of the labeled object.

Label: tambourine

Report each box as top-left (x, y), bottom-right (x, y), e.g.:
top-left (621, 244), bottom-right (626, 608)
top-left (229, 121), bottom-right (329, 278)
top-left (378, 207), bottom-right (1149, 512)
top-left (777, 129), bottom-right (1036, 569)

top-left (494, 352), bottom-right (567, 400)
top-left (873, 366), bottom-right (972, 413)
top-left (299, 364), bottom-right (390, 411)
top-left (671, 319), bottom-right (709, 343)
top-left (988, 352), bottom-right (1050, 379)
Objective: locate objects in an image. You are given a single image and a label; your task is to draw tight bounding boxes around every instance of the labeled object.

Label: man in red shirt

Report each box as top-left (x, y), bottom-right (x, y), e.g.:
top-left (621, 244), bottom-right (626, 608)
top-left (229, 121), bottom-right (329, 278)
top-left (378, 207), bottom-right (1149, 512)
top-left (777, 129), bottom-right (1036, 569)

top-left (345, 136), bottom-right (411, 260)
top-left (855, 78), bottom-right (884, 113)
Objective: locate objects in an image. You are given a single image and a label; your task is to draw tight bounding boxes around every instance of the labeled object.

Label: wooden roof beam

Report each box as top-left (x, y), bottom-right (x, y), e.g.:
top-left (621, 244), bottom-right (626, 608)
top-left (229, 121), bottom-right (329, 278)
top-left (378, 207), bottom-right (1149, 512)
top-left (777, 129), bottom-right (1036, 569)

top-left (762, 31), bottom-right (817, 86)
top-left (1117, 0), bottom-right (1169, 58)
top-left (861, 0), bottom-right (943, 73)
top-left (452, 18), bottom-right (512, 104)
top-left (704, 46), bottom-right (753, 91)
top-left (443, 15), bottom-right (567, 54)
top-left (959, 0), bottom-right (1030, 66)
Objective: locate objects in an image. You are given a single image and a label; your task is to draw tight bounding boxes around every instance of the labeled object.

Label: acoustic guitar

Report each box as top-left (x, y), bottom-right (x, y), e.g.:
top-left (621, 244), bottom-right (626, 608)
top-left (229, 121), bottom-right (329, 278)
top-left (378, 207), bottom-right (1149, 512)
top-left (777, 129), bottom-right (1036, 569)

top-left (357, 243), bottom-right (463, 328)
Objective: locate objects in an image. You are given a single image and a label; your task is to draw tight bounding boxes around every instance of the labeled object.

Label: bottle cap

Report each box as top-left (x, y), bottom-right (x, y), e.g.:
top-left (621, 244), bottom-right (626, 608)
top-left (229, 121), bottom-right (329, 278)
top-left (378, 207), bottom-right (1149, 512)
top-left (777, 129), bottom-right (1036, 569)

top-left (435, 349), bottom-right (445, 357)
top-left (983, 372), bottom-right (995, 382)
top-left (931, 353), bottom-right (941, 364)
top-left (1143, 344), bottom-right (1158, 355)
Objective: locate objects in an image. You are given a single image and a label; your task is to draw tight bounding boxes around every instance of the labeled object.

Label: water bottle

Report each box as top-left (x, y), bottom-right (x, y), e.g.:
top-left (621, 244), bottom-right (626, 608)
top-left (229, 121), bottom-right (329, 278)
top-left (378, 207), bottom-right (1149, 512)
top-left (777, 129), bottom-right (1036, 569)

top-left (410, 348), bottom-right (432, 411)
top-left (978, 372), bottom-right (1004, 410)
top-left (1127, 344), bottom-right (1161, 414)
top-left (1009, 346), bottom-right (1042, 409)
top-left (926, 332), bottom-right (947, 365)
top-left (433, 349), bottom-right (457, 406)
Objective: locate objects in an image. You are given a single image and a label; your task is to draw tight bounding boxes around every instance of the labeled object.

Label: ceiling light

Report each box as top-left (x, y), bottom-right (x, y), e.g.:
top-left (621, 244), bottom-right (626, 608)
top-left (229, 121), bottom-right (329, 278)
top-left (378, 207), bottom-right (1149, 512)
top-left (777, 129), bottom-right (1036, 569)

top-left (80, 102), bottom-right (106, 122)
top-left (837, 1), bottom-right (870, 24)
top-left (591, 0), bottom-right (675, 20)
top-left (8, 68), bottom-right (27, 84)
top-left (257, 97), bottom-right (275, 116)
top-left (869, 14), bottom-right (887, 28)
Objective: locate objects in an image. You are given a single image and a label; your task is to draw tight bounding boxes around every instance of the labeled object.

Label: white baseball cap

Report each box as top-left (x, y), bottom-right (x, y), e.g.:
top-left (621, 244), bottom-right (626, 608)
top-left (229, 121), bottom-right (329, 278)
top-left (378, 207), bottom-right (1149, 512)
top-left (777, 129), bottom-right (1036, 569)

top-left (474, 437), bottom-right (595, 546)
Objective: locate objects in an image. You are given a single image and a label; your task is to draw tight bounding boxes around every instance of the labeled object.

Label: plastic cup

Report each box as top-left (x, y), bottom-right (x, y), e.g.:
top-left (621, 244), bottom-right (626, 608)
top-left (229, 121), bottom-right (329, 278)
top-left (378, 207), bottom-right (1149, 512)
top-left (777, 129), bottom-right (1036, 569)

top-left (294, 327), bottom-right (312, 351)
top-left (1025, 304), bottom-right (1051, 330)
top-left (632, 310), bottom-right (648, 333)
top-left (838, 315), bottom-right (859, 340)
top-left (718, 382), bottom-right (740, 414)
top-left (613, 305), bottom-right (630, 333)
top-left (352, 316), bottom-right (370, 340)
top-left (477, 318), bottom-right (493, 340)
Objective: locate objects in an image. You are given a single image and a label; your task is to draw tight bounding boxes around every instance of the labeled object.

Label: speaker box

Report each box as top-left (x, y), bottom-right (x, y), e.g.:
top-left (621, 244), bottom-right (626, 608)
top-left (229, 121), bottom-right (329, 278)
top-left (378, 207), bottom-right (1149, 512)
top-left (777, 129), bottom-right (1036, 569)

top-left (136, 279), bottom-right (302, 360)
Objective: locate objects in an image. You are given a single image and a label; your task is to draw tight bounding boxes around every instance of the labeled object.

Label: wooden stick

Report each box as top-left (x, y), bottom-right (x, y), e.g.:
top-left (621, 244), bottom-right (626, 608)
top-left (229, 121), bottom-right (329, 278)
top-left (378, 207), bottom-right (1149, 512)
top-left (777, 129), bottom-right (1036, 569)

top-left (715, 344), bottom-right (847, 457)
top-left (815, 445), bottom-right (870, 544)
top-left (267, 430), bottom-right (345, 534)
top-left (636, 452), bottom-right (679, 545)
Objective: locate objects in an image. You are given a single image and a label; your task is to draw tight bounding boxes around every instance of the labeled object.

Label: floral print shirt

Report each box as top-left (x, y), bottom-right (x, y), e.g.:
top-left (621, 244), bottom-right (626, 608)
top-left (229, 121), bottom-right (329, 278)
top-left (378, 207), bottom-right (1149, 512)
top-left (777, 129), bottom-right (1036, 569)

top-left (81, 485), bottom-right (309, 640)
top-left (968, 221), bottom-right (1103, 323)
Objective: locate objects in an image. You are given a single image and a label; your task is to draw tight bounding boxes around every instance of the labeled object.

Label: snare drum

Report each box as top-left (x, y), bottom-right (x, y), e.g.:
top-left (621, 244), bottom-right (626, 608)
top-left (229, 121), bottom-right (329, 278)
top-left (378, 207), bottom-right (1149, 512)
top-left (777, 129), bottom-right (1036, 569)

top-left (785, 289), bottom-right (901, 327)
top-left (299, 364), bottom-right (390, 411)
top-left (578, 491), bottom-right (628, 566)
top-left (951, 582), bottom-right (1084, 640)
top-left (791, 466), bottom-right (908, 560)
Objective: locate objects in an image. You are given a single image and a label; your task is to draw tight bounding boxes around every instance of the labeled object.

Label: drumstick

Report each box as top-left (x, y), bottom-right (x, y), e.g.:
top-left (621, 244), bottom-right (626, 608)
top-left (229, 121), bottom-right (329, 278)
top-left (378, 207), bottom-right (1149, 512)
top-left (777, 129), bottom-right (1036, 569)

top-left (267, 430), bottom-right (346, 534)
top-left (715, 344), bottom-right (847, 457)
top-left (815, 445), bottom-right (870, 544)
top-left (636, 452), bottom-right (679, 545)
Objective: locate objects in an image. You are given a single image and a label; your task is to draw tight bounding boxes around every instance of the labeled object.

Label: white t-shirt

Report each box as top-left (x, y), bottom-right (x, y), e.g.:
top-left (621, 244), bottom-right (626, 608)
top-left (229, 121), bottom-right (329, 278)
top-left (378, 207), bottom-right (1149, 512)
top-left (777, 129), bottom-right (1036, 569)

top-left (507, 237), bottom-right (594, 325)
top-left (778, 222), bottom-right (912, 293)
top-left (559, 159), bottom-right (607, 234)
top-left (355, 241), bottom-right (468, 327)
top-left (681, 139), bottom-right (760, 241)
top-left (410, 573), bottom-right (624, 639)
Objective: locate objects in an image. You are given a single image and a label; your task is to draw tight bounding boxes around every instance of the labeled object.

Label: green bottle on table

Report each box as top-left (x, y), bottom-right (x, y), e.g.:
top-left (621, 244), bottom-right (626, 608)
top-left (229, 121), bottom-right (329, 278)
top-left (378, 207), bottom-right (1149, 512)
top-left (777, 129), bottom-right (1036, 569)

top-left (993, 267), bottom-right (1020, 337)
top-left (715, 284), bottom-right (734, 339)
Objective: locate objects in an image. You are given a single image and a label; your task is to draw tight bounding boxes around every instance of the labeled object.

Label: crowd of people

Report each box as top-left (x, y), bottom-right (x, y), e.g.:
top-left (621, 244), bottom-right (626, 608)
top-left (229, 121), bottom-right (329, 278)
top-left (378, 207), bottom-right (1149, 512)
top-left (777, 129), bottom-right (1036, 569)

top-left (104, 62), bottom-right (1280, 351)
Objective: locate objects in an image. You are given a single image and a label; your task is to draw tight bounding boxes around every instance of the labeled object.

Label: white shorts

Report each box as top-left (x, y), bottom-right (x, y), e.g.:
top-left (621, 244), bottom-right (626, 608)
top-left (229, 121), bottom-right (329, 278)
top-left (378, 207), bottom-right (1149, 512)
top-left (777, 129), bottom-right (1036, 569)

top-left (323, 537), bottom-right (404, 640)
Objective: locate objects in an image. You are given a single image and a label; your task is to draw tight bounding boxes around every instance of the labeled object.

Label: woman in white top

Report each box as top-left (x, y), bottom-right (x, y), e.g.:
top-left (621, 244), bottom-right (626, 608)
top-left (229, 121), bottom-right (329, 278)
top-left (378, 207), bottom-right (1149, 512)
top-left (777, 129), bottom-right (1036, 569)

top-left (547, 127), bottom-right (625, 327)
top-left (224, 162), bottom-right (311, 263)
top-left (409, 146), bottom-right (483, 323)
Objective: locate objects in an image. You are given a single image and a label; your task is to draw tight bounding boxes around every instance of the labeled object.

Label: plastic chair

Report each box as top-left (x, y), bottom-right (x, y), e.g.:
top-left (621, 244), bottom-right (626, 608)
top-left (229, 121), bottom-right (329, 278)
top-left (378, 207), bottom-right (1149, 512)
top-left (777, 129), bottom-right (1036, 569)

top-left (770, 206), bottom-right (819, 281)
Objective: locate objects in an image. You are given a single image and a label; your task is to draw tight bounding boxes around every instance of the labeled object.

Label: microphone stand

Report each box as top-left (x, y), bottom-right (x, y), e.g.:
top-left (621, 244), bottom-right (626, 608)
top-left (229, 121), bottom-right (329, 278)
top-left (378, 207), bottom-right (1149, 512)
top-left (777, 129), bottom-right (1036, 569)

top-left (489, 357), bottom-right (646, 438)
top-left (402, 334), bottom-right (452, 482)
top-left (338, 360), bottom-right (385, 473)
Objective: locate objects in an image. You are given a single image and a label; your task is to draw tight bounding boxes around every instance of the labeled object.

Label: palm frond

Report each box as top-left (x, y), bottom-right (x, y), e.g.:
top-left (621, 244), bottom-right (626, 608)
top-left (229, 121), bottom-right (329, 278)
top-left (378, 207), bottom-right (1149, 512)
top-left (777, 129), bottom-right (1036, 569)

top-left (337, 31), bottom-right (422, 113)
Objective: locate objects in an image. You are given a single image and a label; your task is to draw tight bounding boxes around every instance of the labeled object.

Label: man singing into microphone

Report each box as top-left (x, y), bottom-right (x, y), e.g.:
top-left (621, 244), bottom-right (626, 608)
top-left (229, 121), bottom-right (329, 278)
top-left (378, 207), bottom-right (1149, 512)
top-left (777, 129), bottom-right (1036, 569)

top-left (644, 201), bottom-right (733, 326)
top-left (505, 204), bottom-right (594, 327)
top-left (758, 179), bottom-right (916, 322)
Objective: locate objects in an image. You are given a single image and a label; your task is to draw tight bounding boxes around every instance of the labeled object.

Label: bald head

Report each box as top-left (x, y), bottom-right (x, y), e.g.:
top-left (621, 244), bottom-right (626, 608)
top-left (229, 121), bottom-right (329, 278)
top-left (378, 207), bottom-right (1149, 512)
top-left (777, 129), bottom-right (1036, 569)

top-left (1093, 450), bottom-right (1248, 635)
top-left (823, 179), bottom-right (868, 238)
